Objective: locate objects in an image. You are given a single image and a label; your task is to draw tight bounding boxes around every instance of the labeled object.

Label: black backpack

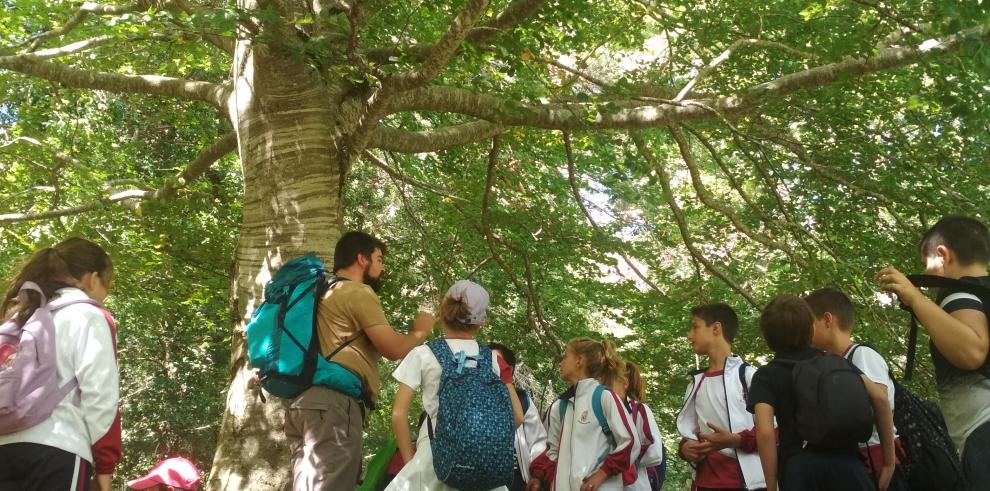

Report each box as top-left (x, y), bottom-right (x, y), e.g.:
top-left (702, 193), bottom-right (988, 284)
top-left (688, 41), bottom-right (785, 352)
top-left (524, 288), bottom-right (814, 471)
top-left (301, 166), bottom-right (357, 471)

top-left (774, 352), bottom-right (874, 446)
top-left (848, 344), bottom-right (967, 490)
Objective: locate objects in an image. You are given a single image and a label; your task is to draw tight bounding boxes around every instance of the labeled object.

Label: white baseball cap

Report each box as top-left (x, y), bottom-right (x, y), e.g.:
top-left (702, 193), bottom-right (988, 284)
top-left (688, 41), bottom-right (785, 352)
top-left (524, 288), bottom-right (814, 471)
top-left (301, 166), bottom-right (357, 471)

top-left (446, 280), bottom-right (489, 325)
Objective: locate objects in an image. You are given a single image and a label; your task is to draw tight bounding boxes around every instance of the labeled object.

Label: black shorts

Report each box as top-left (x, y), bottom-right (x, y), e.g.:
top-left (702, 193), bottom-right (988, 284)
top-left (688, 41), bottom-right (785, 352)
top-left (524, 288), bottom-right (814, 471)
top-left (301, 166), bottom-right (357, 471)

top-left (0, 442), bottom-right (91, 491)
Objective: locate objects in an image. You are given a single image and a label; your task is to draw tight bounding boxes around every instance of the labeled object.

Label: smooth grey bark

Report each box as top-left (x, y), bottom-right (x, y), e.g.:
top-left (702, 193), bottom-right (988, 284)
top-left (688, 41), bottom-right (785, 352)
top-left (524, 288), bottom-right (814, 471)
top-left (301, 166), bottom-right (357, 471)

top-left (206, 6), bottom-right (362, 489)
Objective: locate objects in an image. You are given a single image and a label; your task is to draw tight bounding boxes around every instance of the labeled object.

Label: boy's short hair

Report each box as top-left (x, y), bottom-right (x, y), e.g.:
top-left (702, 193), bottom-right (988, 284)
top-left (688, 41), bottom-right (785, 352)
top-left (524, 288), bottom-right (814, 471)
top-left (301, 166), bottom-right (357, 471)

top-left (760, 294), bottom-right (814, 353)
top-left (804, 287), bottom-right (855, 331)
top-left (487, 342), bottom-right (516, 367)
top-left (919, 215), bottom-right (990, 266)
top-left (690, 303), bottom-right (739, 343)
top-left (332, 231), bottom-right (387, 271)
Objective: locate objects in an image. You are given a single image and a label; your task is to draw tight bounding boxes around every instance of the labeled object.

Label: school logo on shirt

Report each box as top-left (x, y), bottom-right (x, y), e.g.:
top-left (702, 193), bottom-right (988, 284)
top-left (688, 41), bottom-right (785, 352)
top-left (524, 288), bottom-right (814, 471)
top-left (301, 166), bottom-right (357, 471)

top-left (578, 409), bottom-right (591, 424)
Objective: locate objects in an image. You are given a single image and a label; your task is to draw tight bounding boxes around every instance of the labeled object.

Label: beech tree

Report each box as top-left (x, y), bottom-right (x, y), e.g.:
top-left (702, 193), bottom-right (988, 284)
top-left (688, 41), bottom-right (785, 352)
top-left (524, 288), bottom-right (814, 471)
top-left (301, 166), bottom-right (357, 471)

top-left (2, 0), bottom-right (989, 488)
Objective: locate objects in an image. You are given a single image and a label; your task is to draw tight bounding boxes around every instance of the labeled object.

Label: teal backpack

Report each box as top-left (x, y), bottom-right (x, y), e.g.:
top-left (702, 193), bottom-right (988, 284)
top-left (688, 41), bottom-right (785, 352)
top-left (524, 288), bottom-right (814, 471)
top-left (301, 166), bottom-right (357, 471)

top-left (245, 253), bottom-right (364, 400)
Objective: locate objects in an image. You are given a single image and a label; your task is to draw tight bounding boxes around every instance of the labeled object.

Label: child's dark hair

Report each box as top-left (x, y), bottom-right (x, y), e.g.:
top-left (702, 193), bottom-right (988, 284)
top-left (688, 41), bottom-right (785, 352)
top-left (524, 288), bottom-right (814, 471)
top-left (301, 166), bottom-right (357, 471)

top-left (488, 342), bottom-right (516, 367)
top-left (439, 296), bottom-right (477, 332)
top-left (760, 294), bottom-right (814, 353)
top-left (919, 215), bottom-right (990, 266)
top-left (332, 231), bottom-right (387, 272)
top-left (2, 237), bottom-right (112, 326)
top-left (566, 337), bottom-right (625, 387)
top-left (690, 303), bottom-right (739, 343)
top-left (804, 287), bottom-right (855, 331)
top-left (623, 361), bottom-right (645, 401)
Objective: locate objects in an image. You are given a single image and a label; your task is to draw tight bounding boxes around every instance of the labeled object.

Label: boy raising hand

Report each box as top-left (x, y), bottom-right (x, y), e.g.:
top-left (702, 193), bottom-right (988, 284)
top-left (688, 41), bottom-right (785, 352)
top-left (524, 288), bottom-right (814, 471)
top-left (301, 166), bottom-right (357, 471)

top-left (878, 215), bottom-right (990, 486)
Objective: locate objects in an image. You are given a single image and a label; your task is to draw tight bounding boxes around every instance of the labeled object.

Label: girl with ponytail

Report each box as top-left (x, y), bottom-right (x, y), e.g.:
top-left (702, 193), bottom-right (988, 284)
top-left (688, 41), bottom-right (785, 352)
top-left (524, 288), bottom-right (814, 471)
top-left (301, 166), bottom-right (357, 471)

top-left (529, 338), bottom-right (638, 491)
top-left (0, 238), bottom-right (120, 491)
top-left (612, 362), bottom-right (664, 491)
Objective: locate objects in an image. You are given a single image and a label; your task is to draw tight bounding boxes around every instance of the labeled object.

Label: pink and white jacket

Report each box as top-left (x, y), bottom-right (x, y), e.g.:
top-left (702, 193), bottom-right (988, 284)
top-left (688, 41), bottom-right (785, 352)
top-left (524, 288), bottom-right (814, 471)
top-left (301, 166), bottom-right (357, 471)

top-left (625, 400), bottom-right (663, 491)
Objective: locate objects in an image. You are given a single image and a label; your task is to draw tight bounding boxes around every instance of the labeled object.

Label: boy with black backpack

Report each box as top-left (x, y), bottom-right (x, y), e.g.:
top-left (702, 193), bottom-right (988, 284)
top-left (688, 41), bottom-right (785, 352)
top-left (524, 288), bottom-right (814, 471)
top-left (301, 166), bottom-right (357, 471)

top-left (804, 287), bottom-right (908, 490)
top-left (878, 215), bottom-right (990, 487)
top-left (747, 294), bottom-right (896, 491)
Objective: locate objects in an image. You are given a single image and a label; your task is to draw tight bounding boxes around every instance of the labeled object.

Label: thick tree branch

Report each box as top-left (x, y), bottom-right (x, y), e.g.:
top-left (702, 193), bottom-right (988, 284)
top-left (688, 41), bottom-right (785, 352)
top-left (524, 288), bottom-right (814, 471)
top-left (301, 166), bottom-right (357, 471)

top-left (386, 0), bottom-right (491, 91)
top-left (632, 131), bottom-right (759, 307)
top-left (389, 23), bottom-right (989, 130)
top-left (363, 0), bottom-right (547, 64)
top-left (347, 0), bottom-right (496, 159)
top-left (18, 35), bottom-right (116, 60)
top-left (348, 0), bottom-right (493, 159)
top-left (0, 56), bottom-right (230, 107)
top-left (169, 0), bottom-right (235, 55)
top-left (477, 0), bottom-right (547, 42)
top-left (0, 132), bottom-right (237, 224)
top-left (360, 150), bottom-right (467, 202)
top-left (562, 132), bottom-right (669, 298)
top-left (0, 194), bottom-right (130, 224)
top-left (19, 2), bottom-right (141, 51)
top-left (368, 120), bottom-right (506, 153)
top-left (153, 132), bottom-right (238, 200)
top-left (674, 39), bottom-right (817, 101)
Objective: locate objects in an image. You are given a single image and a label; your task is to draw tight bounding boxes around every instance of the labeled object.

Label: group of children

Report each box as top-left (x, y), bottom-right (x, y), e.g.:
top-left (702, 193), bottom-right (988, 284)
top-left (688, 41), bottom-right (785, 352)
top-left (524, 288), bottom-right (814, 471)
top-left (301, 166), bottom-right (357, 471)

top-left (385, 215), bottom-right (990, 491)
top-left (384, 278), bottom-right (665, 491)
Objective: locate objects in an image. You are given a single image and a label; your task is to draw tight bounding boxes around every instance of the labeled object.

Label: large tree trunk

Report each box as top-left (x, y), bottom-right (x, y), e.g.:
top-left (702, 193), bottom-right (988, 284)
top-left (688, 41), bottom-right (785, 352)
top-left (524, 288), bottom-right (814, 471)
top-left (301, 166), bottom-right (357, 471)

top-left (206, 10), bottom-right (358, 489)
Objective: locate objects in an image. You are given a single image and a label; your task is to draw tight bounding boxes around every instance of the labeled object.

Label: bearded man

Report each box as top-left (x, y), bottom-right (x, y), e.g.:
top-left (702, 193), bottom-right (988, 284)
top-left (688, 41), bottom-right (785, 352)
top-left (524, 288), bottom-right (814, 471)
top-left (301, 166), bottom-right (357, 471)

top-left (285, 231), bottom-right (435, 490)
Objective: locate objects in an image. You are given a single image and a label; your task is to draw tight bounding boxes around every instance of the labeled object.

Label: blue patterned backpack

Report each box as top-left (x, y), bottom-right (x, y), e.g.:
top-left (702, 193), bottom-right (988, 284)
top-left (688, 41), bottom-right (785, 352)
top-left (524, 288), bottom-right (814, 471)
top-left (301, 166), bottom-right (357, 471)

top-left (426, 338), bottom-right (514, 491)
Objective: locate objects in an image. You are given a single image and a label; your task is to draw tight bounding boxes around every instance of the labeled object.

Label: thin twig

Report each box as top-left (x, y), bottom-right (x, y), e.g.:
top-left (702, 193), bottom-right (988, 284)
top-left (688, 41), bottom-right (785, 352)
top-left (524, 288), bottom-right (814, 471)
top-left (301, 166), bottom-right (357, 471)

top-left (361, 150), bottom-right (467, 202)
top-left (632, 131), bottom-right (759, 308)
top-left (562, 132), bottom-right (670, 297)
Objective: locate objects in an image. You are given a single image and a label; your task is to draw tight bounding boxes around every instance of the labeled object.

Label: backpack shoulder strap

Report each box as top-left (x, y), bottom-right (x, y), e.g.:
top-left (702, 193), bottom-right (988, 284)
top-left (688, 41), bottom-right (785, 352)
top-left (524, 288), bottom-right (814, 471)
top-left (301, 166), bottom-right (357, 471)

top-left (426, 338), bottom-right (452, 370)
top-left (475, 342), bottom-right (495, 379)
top-left (518, 388), bottom-right (531, 415)
top-left (319, 276), bottom-right (364, 362)
top-left (902, 275), bottom-right (990, 381)
top-left (907, 274), bottom-right (990, 299)
top-left (17, 281), bottom-right (47, 306)
top-left (737, 361), bottom-right (751, 402)
top-left (556, 384), bottom-right (577, 423)
top-left (591, 384), bottom-right (613, 439)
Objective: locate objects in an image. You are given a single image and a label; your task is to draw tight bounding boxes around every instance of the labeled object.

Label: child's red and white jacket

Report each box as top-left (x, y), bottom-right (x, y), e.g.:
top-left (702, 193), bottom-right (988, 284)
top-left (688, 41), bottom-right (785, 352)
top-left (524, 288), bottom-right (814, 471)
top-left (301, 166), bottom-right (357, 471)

top-left (675, 355), bottom-right (766, 490)
top-left (625, 400), bottom-right (663, 491)
top-left (530, 378), bottom-right (639, 491)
